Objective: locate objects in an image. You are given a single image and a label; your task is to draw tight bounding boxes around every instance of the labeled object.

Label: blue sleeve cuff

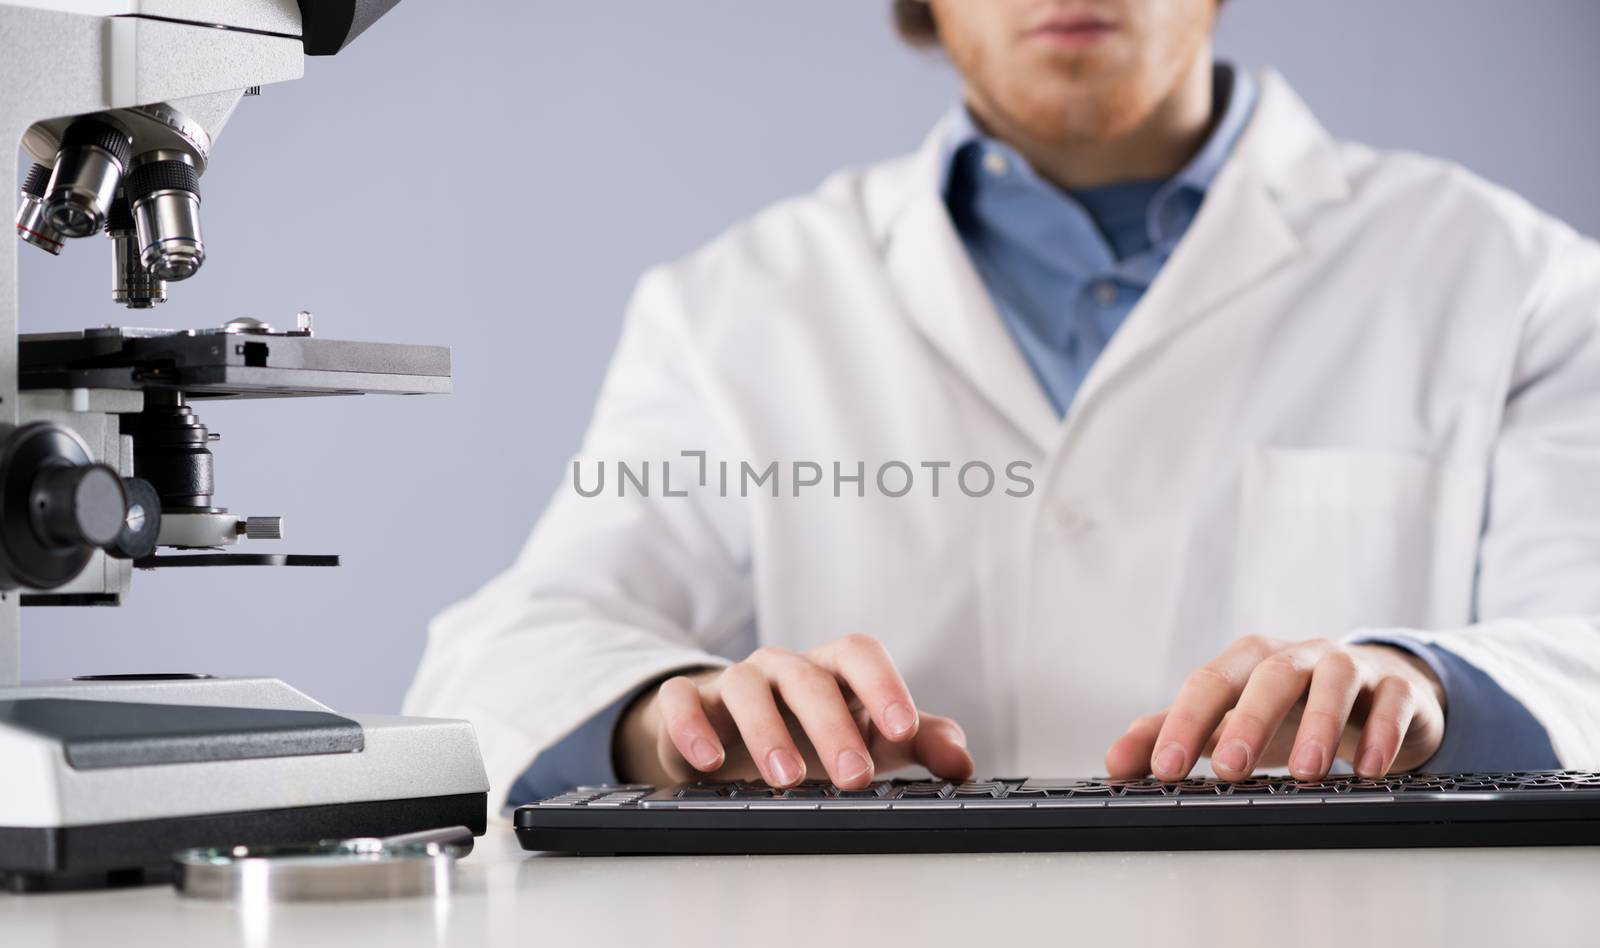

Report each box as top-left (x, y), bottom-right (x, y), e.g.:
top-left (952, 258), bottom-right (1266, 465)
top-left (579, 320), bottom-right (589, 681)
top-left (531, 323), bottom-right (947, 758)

top-left (504, 684), bottom-right (650, 807)
top-left (1351, 634), bottom-right (1560, 773)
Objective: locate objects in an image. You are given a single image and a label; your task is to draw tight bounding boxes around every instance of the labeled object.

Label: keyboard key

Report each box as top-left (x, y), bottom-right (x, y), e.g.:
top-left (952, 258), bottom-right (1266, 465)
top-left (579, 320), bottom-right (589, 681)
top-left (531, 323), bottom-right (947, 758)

top-left (833, 787), bottom-right (885, 799)
top-left (1022, 779), bottom-right (1099, 791)
top-left (677, 786), bottom-right (727, 799)
top-left (783, 785), bottom-right (833, 799)
top-left (1220, 784), bottom-right (1275, 795)
top-left (953, 783), bottom-right (1002, 798)
top-left (1108, 778), bottom-right (1169, 789)
top-left (589, 791), bottom-right (648, 807)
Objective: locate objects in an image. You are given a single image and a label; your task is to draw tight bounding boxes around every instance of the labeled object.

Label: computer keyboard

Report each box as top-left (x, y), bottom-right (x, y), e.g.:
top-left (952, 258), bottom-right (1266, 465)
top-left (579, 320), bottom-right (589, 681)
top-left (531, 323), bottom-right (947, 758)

top-left (515, 771), bottom-right (1600, 854)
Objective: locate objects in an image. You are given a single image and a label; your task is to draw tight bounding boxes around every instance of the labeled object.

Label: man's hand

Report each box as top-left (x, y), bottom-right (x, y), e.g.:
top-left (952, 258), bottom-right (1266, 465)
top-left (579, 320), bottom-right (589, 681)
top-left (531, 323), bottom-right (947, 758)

top-left (615, 634), bottom-right (974, 789)
top-left (1106, 636), bottom-right (1447, 782)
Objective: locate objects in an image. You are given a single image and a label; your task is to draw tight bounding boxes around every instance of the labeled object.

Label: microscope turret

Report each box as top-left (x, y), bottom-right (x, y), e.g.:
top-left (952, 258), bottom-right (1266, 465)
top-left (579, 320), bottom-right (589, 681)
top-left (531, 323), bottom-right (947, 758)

top-left (18, 97), bottom-right (222, 301)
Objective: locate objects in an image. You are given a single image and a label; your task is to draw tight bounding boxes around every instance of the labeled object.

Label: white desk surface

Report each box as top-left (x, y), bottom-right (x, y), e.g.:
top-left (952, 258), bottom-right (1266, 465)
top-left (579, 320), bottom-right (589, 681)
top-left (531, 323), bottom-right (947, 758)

top-left (2, 821), bottom-right (1594, 947)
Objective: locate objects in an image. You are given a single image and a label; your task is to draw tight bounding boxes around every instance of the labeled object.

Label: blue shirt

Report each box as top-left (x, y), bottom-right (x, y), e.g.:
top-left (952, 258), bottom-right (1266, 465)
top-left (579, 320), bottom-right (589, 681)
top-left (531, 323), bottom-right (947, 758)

top-left (506, 64), bottom-right (1556, 805)
top-left (940, 66), bottom-right (1253, 415)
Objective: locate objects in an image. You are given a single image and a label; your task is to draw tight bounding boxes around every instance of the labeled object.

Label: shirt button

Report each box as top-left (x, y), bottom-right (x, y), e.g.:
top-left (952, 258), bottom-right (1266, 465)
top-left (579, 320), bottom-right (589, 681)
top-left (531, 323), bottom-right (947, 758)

top-left (982, 150), bottom-right (1010, 177)
top-left (1056, 505), bottom-right (1094, 534)
top-left (1092, 280), bottom-right (1118, 306)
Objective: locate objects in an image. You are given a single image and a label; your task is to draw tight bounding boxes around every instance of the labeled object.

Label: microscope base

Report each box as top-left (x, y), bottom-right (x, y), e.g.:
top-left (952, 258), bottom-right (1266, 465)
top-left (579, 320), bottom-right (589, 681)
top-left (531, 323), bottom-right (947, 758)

top-left (0, 676), bottom-right (490, 892)
top-left (0, 791), bottom-right (486, 892)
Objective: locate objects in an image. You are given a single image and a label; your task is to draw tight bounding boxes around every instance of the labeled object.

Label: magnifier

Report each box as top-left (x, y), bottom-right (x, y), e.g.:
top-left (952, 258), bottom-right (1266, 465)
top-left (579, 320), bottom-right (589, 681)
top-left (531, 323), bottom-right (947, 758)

top-left (173, 825), bottom-right (473, 902)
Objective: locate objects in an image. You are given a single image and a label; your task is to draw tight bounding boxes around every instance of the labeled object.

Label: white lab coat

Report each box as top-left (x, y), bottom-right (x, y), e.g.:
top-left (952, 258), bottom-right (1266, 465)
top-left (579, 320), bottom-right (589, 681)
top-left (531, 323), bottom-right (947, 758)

top-left (406, 71), bottom-right (1600, 804)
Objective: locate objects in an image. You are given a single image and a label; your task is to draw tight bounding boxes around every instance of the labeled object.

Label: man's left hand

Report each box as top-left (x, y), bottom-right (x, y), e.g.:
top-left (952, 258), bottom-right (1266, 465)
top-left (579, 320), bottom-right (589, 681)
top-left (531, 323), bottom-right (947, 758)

top-left (1105, 636), bottom-right (1447, 782)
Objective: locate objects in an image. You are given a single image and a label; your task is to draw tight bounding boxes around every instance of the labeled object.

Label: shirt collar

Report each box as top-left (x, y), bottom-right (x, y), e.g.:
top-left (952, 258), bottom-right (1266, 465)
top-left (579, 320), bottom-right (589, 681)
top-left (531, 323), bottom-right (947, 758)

top-left (1152, 62), bottom-right (1256, 241)
top-left (939, 62), bottom-right (1259, 250)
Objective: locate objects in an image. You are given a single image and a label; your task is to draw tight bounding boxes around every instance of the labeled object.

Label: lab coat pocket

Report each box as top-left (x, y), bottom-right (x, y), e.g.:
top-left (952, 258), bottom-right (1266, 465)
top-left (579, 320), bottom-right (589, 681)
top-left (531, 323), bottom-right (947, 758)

top-left (1232, 447), bottom-right (1485, 639)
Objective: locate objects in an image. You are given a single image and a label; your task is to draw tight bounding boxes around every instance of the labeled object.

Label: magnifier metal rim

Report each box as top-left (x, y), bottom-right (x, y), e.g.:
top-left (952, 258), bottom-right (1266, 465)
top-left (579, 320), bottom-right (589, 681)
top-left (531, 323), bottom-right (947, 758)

top-left (173, 840), bottom-right (465, 902)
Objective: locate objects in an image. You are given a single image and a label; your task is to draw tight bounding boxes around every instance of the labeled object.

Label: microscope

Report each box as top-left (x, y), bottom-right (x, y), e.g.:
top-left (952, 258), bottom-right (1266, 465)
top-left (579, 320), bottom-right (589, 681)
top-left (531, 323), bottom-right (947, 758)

top-left (1, 1), bottom-right (488, 891)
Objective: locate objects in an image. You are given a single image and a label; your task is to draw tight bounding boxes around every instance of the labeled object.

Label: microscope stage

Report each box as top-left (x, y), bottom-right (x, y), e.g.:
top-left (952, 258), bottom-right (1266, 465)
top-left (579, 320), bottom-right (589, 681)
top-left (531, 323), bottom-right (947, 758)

top-left (18, 328), bottom-right (450, 398)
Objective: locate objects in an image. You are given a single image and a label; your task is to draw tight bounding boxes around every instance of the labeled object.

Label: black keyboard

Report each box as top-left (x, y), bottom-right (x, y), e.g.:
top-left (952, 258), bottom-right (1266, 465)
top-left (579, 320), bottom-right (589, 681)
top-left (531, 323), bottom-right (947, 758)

top-left (515, 771), bottom-right (1600, 854)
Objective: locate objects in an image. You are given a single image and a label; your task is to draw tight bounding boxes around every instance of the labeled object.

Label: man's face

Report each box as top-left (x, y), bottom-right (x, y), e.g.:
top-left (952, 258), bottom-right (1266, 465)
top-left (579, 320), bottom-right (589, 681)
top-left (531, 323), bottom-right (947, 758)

top-left (932, 0), bottom-right (1218, 144)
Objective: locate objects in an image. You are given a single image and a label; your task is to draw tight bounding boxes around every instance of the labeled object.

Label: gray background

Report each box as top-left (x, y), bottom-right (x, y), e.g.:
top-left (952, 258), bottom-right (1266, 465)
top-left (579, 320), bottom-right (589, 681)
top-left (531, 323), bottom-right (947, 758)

top-left (17, 0), bottom-right (1600, 712)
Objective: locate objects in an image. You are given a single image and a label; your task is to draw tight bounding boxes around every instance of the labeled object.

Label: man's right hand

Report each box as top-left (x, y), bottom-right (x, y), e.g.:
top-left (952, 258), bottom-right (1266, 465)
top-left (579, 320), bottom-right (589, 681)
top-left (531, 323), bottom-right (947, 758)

top-left (614, 634), bottom-right (975, 789)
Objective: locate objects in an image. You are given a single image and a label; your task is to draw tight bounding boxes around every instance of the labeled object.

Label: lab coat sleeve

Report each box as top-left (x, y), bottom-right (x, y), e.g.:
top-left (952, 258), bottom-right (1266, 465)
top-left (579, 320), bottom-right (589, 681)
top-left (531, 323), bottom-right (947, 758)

top-left (505, 685), bottom-right (646, 805)
top-left (1344, 229), bottom-right (1600, 768)
top-left (403, 266), bottom-right (751, 805)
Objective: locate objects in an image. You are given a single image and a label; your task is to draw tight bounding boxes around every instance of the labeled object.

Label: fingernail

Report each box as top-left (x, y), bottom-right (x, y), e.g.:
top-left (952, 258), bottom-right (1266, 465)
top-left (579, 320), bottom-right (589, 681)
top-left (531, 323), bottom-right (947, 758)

top-left (836, 749), bottom-right (872, 783)
top-left (949, 724), bottom-right (968, 749)
top-left (690, 738), bottom-right (721, 770)
top-left (1153, 743), bottom-right (1187, 779)
top-left (1214, 740), bottom-right (1250, 775)
top-left (1358, 747), bottom-right (1386, 777)
top-left (1292, 743), bottom-right (1326, 778)
top-left (766, 748), bottom-right (802, 786)
top-left (883, 702), bottom-right (917, 738)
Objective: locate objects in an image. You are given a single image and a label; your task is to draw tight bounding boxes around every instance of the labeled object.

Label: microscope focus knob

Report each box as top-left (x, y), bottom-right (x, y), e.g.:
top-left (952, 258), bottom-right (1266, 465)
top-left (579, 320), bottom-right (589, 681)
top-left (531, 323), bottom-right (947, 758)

top-left (30, 463), bottom-right (128, 548)
top-left (0, 423), bottom-right (128, 590)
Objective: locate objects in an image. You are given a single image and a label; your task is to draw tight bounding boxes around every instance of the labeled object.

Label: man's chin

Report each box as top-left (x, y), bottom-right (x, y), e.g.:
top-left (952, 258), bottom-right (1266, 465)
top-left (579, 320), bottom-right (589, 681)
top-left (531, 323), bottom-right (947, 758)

top-left (1005, 89), bottom-right (1152, 146)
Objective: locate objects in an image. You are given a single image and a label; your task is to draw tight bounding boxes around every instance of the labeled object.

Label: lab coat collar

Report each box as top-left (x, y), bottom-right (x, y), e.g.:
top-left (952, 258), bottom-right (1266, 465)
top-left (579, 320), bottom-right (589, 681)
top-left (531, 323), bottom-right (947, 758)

top-left (1240, 69), bottom-right (1353, 211)
top-left (880, 113), bottom-right (1062, 451)
top-left (869, 69), bottom-right (1350, 451)
top-left (1066, 69), bottom-right (1351, 419)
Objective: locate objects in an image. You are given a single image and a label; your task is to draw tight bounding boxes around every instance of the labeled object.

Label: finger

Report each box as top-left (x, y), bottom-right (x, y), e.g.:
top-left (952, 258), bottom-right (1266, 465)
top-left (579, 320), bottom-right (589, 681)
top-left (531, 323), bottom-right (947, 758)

top-left (718, 661), bottom-right (807, 787)
top-left (1211, 641), bottom-right (1331, 780)
top-left (1354, 676), bottom-right (1419, 778)
top-left (1287, 650), bottom-right (1362, 779)
top-left (869, 713), bottom-right (974, 779)
top-left (749, 649), bottom-right (875, 788)
top-left (917, 714), bottom-right (974, 779)
top-left (1105, 711), bottom-right (1166, 778)
top-left (655, 675), bottom-right (727, 773)
top-left (1151, 635), bottom-right (1278, 780)
top-left (808, 634), bottom-right (920, 742)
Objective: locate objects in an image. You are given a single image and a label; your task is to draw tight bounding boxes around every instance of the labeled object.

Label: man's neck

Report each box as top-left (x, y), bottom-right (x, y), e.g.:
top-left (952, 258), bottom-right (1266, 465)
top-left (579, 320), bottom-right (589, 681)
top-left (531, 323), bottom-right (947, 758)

top-left (966, 50), bottom-right (1217, 192)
